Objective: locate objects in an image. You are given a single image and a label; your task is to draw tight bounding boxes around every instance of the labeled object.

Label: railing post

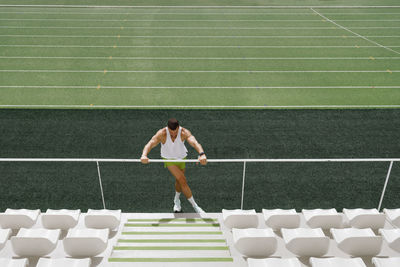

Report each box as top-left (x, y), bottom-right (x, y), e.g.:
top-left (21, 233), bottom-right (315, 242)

top-left (378, 161), bottom-right (394, 211)
top-left (96, 161), bottom-right (106, 209)
top-left (241, 161), bottom-right (246, 210)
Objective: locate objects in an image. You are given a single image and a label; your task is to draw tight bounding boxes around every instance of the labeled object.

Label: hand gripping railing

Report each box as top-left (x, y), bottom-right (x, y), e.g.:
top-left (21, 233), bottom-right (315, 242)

top-left (0, 158), bottom-right (398, 210)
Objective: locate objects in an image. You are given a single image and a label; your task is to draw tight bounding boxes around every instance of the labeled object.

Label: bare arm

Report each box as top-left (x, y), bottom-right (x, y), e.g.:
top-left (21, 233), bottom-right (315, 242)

top-left (183, 128), bottom-right (207, 165)
top-left (141, 129), bottom-right (163, 164)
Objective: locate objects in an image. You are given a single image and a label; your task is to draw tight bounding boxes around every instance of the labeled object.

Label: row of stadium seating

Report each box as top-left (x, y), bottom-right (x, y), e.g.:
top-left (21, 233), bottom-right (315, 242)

top-left (222, 208), bottom-right (400, 267)
top-left (222, 208), bottom-right (400, 229)
top-left (0, 257), bottom-right (90, 267)
top-left (232, 227), bottom-right (399, 257)
top-left (0, 209), bottom-right (122, 266)
top-left (0, 209), bottom-right (121, 230)
top-left (247, 257), bottom-right (400, 267)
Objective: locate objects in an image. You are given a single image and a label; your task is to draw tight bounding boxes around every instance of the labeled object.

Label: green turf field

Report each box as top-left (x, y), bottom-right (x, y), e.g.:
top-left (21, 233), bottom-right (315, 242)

top-left (0, 0), bottom-right (399, 212)
top-left (0, 0), bottom-right (399, 108)
top-left (0, 109), bottom-right (399, 212)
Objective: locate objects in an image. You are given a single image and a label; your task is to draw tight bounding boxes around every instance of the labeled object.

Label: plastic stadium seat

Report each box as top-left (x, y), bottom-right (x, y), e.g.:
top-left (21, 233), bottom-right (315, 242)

top-left (331, 228), bottom-right (382, 256)
top-left (84, 209), bottom-right (121, 230)
top-left (63, 228), bottom-right (108, 257)
top-left (372, 257), bottom-right (400, 267)
top-left (383, 209), bottom-right (400, 227)
top-left (41, 209), bottom-right (80, 230)
top-left (281, 228), bottom-right (329, 257)
top-left (11, 228), bottom-right (60, 257)
top-left (343, 208), bottom-right (386, 229)
top-left (0, 209), bottom-right (40, 229)
top-left (0, 258), bottom-right (29, 267)
top-left (247, 258), bottom-right (301, 267)
top-left (310, 257), bottom-right (366, 267)
top-left (379, 229), bottom-right (400, 253)
top-left (262, 209), bottom-right (300, 230)
top-left (232, 228), bottom-right (277, 257)
top-left (0, 229), bottom-right (11, 250)
top-left (222, 209), bottom-right (258, 229)
top-left (302, 208), bottom-right (342, 229)
top-left (37, 258), bottom-right (91, 267)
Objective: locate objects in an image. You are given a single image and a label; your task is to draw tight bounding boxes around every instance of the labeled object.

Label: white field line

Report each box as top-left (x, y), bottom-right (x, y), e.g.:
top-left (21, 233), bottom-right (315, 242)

top-left (1, 11), bottom-right (400, 15)
top-left (0, 104), bottom-right (399, 109)
top-left (1, 56), bottom-right (399, 60)
top-left (0, 86), bottom-right (399, 89)
top-left (0, 70), bottom-right (398, 73)
top-left (1, 26), bottom-right (400, 29)
top-left (2, 18), bottom-right (400, 21)
top-left (1, 5), bottom-right (400, 8)
top-left (1, 44), bottom-right (399, 48)
top-left (311, 8), bottom-right (400, 55)
top-left (1, 34), bottom-right (399, 39)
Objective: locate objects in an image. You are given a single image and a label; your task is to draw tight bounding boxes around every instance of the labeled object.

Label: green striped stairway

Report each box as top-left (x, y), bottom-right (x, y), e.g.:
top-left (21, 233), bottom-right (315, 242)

top-left (108, 217), bottom-right (234, 266)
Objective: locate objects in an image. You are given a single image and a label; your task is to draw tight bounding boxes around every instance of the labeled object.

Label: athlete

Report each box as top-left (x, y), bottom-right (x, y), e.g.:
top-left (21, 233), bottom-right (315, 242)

top-left (141, 118), bottom-right (207, 213)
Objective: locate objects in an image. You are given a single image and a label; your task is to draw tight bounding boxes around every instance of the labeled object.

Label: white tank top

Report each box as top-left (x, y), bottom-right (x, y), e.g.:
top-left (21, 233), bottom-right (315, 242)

top-left (160, 127), bottom-right (188, 159)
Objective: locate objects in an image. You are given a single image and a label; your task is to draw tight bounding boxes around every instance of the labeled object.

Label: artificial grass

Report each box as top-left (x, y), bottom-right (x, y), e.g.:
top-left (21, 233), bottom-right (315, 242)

top-left (0, 109), bottom-right (398, 212)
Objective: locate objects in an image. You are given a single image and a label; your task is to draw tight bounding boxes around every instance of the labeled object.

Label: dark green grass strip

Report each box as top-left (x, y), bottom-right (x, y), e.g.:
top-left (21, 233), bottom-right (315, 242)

top-left (108, 257), bottom-right (234, 262)
top-left (114, 246), bottom-right (229, 250)
top-left (127, 218), bottom-right (218, 222)
top-left (118, 239), bottom-right (226, 243)
top-left (122, 231), bottom-right (223, 235)
top-left (124, 223), bottom-right (220, 227)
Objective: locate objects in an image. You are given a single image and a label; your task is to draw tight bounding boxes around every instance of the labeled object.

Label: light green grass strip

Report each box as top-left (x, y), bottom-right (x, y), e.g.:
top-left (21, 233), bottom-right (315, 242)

top-left (124, 223), bottom-right (219, 227)
top-left (108, 257), bottom-right (233, 262)
top-left (122, 231), bottom-right (223, 235)
top-left (127, 218), bottom-right (218, 222)
top-left (114, 246), bottom-right (229, 250)
top-left (118, 239), bottom-right (226, 243)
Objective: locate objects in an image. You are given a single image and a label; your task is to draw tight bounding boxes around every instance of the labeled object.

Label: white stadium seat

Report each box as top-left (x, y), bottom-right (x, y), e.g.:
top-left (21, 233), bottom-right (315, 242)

top-left (0, 209), bottom-right (40, 229)
top-left (281, 228), bottom-right (329, 257)
top-left (383, 209), bottom-right (400, 228)
top-left (0, 258), bottom-right (29, 267)
top-left (343, 208), bottom-right (386, 229)
top-left (310, 257), bottom-right (366, 267)
top-left (0, 229), bottom-right (11, 250)
top-left (331, 228), bottom-right (382, 256)
top-left (84, 209), bottom-right (121, 230)
top-left (302, 208), bottom-right (342, 229)
top-left (41, 209), bottom-right (80, 230)
top-left (11, 228), bottom-right (60, 257)
top-left (63, 228), bottom-right (108, 257)
top-left (247, 258), bottom-right (301, 267)
top-left (372, 257), bottom-right (400, 267)
top-left (262, 209), bottom-right (300, 230)
top-left (232, 228), bottom-right (277, 257)
top-left (222, 209), bottom-right (258, 229)
top-left (379, 229), bottom-right (400, 253)
top-left (37, 258), bottom-right (91, 267)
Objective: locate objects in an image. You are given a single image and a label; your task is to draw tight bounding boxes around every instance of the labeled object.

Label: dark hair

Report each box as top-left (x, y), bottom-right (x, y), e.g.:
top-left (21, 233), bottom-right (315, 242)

top-left (168, 118), bottom-right (179, 130)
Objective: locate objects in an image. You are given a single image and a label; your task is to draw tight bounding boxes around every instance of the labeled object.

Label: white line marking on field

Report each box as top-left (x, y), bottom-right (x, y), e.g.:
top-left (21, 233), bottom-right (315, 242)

top-left (2, 45), bottom-right (398, 48)
top-left (311, 8), bottom-right (400, 55)
top-left (1, 26), bottom-right (400, 29)
top-left (0, 86), bottom-right (398, 89)
top-left (2, 18), bottom-right (400, 21)
top-left (0, 104), bottom-right (399, 109)
top-left (0, 70), bottom-right (398, 73)
top-left (1, 11), bottom-right (400, 15)
top-left (1, 5), bottom-right (400, 8)
top-left (0, 11), bottom-right (316, 15)
top-left (1, 34), bottom-right (399, 39)
top-left (1, 56), bottom-right (399, 60)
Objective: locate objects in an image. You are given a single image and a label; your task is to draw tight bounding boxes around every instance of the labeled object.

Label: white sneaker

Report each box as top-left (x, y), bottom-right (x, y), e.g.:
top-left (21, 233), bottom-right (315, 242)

top-left (173, 199), bottom-right (182, 213)
top-left (193, 205), bottom-right (206, 214)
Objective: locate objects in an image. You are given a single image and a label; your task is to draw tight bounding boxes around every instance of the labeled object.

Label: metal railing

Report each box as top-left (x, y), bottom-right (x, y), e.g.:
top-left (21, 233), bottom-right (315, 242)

top-left (0, 158), bottom-right (398, 211)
